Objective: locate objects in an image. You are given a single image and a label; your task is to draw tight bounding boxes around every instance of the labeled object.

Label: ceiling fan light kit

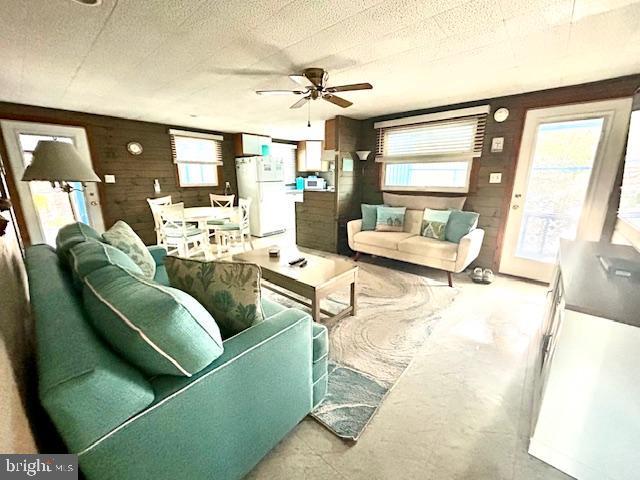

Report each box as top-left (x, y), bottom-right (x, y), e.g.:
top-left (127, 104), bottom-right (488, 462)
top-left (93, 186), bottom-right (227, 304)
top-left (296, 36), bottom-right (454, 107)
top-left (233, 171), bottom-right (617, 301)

top-left (256, 67), bottom-right (372, 110)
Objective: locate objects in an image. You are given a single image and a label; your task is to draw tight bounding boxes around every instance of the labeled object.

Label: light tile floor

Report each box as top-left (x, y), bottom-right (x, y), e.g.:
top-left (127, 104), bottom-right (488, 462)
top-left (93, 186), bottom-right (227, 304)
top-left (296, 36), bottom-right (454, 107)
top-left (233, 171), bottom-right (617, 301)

top-left (237, 243), bottom-right (573, 480)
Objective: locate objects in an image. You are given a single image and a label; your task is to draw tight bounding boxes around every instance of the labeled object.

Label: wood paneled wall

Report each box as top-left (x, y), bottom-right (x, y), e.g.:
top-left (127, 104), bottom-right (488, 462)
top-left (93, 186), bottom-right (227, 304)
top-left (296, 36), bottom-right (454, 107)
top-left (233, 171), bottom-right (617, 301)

top-left (359, 74), bottom-right (640, 270)
top-left (0, 102), bottom-right (238, 245)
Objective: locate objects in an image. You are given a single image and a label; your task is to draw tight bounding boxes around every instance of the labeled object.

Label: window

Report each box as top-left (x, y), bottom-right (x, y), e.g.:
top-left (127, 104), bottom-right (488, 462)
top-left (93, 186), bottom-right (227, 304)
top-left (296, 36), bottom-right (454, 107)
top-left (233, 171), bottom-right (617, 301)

top-left (270, 142), bottom-right (297, 184)
top-left (169, 129), bottom-right (223, 187)
top-left (618, 109), bottom-right (640, 229)
top-left (375, 106), bottom-right (488, 192)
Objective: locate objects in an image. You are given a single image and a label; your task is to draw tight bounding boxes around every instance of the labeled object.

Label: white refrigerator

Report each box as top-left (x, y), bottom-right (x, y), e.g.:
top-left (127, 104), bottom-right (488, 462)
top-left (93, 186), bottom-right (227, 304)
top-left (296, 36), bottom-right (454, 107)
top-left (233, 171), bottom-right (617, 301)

top-left (235, 156), bottom-right (287, 237)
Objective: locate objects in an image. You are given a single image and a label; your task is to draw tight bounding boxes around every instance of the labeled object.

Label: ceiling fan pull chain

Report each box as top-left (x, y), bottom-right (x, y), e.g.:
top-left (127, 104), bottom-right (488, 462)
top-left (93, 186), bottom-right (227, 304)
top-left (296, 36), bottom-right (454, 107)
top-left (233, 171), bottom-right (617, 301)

top-left (307, 100), bottom-right (311, 127)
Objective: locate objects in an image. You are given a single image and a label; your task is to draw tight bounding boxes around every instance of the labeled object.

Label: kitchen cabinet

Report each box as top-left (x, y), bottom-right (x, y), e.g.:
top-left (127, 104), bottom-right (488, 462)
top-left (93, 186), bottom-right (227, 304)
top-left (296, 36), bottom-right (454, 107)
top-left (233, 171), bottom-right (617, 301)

top-left (529, 240), bottom-right (640, 480)
top-left (297, 140), bottom-right (323, 172)
top-left (234, 133), bottom-right (271, 156)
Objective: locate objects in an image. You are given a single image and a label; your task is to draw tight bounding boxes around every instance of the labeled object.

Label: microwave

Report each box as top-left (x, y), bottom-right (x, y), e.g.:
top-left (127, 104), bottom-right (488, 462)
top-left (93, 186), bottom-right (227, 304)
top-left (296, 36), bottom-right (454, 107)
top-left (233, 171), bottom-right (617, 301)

top-left (304, 177), bottom-right (326, 190)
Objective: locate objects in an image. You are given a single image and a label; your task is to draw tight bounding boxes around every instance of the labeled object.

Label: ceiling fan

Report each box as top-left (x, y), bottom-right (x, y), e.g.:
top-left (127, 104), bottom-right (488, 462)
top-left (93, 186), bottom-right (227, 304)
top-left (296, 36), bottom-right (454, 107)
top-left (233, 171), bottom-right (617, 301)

top-left (256, 67), bottom-right (373, 109)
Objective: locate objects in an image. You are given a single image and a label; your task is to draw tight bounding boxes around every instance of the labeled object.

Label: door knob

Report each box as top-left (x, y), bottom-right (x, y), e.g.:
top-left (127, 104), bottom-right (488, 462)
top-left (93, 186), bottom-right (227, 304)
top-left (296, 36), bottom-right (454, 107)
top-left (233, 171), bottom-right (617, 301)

top-left (90, 201), bottom-right (99, 206)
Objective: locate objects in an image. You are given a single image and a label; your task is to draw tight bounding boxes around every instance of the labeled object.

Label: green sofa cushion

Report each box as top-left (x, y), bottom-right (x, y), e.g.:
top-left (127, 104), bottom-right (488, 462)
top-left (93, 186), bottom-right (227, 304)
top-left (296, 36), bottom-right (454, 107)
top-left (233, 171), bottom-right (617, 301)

top-left (445, 209), bottom-right (480, 243)
top-left (55, 222), bottom-right (103, 264)
top-left (165, 256), bottom-right (265, 338)
top-left (69, 241), bottom-right (143, 289)
top-left (25, 245), bottom-right (155, 453)
top-left (103, 221), bottom-right (156, 279)
top-left (83, 265), bottom-right (224, 377)
top-left (261, 297), bottom-right (286, 318)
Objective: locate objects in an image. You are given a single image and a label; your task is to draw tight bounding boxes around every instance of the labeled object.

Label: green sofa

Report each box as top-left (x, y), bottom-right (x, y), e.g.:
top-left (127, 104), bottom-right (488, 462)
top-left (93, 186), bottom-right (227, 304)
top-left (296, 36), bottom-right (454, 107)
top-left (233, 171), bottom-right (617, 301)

top-left (25, 223), bottom-right (328, 480)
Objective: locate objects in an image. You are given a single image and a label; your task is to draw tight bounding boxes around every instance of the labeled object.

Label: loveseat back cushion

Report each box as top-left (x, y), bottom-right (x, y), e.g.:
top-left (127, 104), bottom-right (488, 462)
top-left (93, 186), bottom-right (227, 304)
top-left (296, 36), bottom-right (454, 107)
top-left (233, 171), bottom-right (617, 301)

top-left (55, 222), bottom-right (103, 264)
top-left (103, 220), bottom-right (156, 279)
top-left (165, 256), bottom-right (265, 338)
top-left (83, 265), bottom-right (224, 377)
top-left (69, 241), bottom-right (143, 289)
top-left (383, 192), bottom-right (466, 211)
top-left (25, 245), bottom-right (155, 454)
top-left (403, 209), bottom-right (423, 235)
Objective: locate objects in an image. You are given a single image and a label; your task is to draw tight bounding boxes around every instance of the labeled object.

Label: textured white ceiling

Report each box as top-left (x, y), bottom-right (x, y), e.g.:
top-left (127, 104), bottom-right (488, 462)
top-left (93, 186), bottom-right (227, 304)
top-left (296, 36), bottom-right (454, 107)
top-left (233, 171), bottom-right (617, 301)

top-left (1, 0), bottom-right (639, 140)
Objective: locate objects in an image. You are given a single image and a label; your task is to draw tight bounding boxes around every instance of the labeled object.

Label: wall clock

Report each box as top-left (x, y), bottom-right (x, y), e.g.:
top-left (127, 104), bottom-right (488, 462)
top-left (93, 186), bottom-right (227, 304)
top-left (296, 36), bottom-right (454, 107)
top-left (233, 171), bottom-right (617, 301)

top-left (127, 141), bottom-right (143, 155)
top-left (493, 108), bottom-right (509, 123)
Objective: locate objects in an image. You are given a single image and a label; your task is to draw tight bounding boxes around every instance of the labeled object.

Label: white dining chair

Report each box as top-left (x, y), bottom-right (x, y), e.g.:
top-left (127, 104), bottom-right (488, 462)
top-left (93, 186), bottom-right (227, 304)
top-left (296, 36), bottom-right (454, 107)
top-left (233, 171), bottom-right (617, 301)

top-left (147, 195), bottom-right (172, 245)
top-left (206, 194), bottom-right (235, 238)
top-left (158, 203), bottom-right (209, 258)
top-left (215, 198), bottom-right (253, 255)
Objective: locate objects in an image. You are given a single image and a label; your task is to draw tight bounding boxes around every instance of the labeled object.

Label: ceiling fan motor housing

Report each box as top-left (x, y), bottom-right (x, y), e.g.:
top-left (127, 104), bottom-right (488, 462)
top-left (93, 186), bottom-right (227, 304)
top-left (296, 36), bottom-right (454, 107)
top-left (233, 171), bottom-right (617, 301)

top-left (303, 67), bottom-right (328, 88)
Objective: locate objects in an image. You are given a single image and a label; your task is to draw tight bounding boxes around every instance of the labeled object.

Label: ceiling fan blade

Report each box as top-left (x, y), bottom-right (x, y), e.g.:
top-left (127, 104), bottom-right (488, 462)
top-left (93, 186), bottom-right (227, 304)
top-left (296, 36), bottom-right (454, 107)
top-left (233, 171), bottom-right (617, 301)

top-left (256, 90), bottom-right (305, 95)
top-left (325, 82), bottom-right (373, 93)
top-left (322, 94), bottom-right (352, 108)
top-left (289, 74), bottom-right (315, 88)
top-left (290, 96), bottom-right (310, 109)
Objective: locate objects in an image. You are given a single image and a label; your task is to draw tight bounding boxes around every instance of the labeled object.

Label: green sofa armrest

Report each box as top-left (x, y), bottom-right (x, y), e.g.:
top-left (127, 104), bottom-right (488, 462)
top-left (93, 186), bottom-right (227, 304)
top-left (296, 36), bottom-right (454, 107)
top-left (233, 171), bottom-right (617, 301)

top-left (147, 245), bottom-right (167, 266)
top-left (78, 308), bottom-right (315, 480)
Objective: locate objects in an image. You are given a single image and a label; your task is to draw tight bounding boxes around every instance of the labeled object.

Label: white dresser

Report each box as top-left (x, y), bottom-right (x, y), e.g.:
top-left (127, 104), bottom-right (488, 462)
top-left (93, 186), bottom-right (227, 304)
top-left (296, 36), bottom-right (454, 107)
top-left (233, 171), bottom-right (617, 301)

top-left (530, 240), bottom-right (640, 480)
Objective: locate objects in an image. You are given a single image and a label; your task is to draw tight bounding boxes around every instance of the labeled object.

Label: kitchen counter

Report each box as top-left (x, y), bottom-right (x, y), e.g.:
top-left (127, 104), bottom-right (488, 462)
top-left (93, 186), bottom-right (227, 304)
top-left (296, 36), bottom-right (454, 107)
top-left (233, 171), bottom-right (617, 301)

top-left (559, 240), bottom-right (640, 328)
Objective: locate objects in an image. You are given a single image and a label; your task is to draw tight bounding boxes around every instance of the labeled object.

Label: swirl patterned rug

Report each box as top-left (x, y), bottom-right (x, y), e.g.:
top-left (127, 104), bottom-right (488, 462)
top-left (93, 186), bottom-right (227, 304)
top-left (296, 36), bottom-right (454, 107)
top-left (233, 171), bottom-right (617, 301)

top-left (262, 254), bottom-right (458, 441)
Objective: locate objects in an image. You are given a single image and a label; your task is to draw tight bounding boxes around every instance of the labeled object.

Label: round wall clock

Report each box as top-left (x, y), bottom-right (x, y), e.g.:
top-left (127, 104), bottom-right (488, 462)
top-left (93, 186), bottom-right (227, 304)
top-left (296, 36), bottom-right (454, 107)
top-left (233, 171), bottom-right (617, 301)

top-left (493, 108), bottom-right (509, 123)
top-left (127, 141), bottom-right (143, 155)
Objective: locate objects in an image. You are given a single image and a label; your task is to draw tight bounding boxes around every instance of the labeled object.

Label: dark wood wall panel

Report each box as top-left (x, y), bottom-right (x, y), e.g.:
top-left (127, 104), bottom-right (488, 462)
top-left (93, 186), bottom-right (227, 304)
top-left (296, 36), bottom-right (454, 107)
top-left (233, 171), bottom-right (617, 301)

top-left (359, 74), bottom-right (640, 270)
top-left (0, 101), bottom-right (238, 245)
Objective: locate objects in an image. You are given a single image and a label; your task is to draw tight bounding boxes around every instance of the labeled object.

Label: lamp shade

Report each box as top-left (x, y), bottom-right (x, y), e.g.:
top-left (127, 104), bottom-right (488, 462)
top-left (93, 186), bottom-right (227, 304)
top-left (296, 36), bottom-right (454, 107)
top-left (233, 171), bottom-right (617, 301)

top-left (356, 150), bottom-right (371, 161)
top-left (22, 141), bottom-right (101, 183)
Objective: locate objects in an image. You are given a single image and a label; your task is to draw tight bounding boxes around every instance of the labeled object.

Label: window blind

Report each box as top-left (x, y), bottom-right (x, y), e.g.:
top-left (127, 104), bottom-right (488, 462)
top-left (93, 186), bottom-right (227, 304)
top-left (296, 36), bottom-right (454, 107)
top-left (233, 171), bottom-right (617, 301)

top-left (376, 114), bottom-right (487, 163)
top-left (168, 129), bottom-right (223, 165)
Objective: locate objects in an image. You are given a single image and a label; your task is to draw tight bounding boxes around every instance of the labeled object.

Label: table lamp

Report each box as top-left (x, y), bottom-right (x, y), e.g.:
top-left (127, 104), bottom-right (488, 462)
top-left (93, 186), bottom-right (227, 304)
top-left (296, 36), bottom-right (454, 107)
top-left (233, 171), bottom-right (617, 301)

top-left (21, 140), bottom-right (101, 222)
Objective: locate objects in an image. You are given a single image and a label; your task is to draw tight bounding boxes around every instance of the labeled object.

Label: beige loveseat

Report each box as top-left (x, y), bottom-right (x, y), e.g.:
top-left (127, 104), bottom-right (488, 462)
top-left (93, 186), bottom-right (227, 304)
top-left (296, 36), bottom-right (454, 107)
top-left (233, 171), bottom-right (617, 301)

top-left (347, 193), bottom-right (484, 286)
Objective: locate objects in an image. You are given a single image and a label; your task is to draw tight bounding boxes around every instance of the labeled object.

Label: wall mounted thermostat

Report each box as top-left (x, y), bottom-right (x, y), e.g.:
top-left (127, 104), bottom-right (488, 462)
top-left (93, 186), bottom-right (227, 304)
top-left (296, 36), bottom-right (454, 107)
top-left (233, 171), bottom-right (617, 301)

top-left (489, 173), bottom-right (502, 184)
top-left (104, 174), bottom-right (116, 183)
top-left (491, 137), bottom-right (504, 152)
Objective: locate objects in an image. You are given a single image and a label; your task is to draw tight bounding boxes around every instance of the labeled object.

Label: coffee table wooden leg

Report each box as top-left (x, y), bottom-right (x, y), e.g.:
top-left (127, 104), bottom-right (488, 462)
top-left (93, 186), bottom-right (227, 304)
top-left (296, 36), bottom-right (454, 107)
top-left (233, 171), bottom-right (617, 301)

top-left (311, 294), bottom-right (321, 322)
top-left (350, 280), bottom-right (357, 316)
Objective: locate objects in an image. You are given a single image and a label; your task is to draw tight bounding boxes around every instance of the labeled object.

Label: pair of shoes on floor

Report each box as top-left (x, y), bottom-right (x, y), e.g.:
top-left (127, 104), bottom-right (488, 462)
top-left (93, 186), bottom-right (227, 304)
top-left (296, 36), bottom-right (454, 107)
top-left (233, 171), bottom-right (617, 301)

top-left (471, 267), bottom-right (494, 284)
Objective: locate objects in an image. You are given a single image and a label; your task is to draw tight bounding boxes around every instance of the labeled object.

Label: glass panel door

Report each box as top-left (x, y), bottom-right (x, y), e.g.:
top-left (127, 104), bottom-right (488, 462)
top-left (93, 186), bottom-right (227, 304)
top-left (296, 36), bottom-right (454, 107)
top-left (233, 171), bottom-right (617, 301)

top-left (500, 98), bottom-right (633, 283)
top-left (515, 118), bottom-right (604, 262)
top-left (18, 134), bottom-right (89, 246)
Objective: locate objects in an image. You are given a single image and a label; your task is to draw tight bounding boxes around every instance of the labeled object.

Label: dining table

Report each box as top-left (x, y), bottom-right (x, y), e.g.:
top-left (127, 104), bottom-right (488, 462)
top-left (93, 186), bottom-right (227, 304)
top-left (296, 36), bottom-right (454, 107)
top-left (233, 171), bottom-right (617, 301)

top-left (163, 206), bottom-right (238, 230)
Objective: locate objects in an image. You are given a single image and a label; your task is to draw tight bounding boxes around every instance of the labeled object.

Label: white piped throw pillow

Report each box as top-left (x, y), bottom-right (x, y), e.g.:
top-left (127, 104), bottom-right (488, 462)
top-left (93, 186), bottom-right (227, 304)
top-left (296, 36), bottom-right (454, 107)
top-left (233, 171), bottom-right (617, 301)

top-left (103, 220), bottom-right (156, 279)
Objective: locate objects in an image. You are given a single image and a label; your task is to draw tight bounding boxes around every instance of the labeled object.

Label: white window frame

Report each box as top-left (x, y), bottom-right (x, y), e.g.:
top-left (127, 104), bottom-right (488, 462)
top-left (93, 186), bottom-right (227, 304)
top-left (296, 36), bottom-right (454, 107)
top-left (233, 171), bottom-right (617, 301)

top-left (380, 159), bottom-right (474, 193)
top-left (0, 120), bottom-right (106, 243)
top-left (169, 129), bottom-right (223, 188)
top-left (375, 105), bottom-right (488, 193)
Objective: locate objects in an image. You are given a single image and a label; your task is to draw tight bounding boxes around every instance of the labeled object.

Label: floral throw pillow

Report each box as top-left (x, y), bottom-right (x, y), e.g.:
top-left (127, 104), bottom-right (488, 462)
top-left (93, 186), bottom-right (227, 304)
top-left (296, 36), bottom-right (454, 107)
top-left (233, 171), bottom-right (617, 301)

top-left (164, 256), bottom-right (265, 338)
top-left (103, 220), bottom-right (156, 278)
top-left (375, 206), bottom-right (406, 232)
top-left (421, 209), bottom-right (452, 241)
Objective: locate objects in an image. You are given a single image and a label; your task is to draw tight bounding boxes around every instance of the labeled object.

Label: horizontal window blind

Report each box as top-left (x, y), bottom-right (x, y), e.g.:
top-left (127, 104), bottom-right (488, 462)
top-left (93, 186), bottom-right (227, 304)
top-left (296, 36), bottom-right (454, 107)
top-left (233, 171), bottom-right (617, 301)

top-left (376, 114), bottom-right (487, 163)
top-left (169, 129), bottom-right (223, 165)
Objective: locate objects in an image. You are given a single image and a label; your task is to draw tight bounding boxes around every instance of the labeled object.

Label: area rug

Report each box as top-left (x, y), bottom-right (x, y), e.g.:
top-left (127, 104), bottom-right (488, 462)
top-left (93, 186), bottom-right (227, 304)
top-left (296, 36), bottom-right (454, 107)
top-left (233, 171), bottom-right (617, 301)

top-left (262, 254), bottom-right (458, 441)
